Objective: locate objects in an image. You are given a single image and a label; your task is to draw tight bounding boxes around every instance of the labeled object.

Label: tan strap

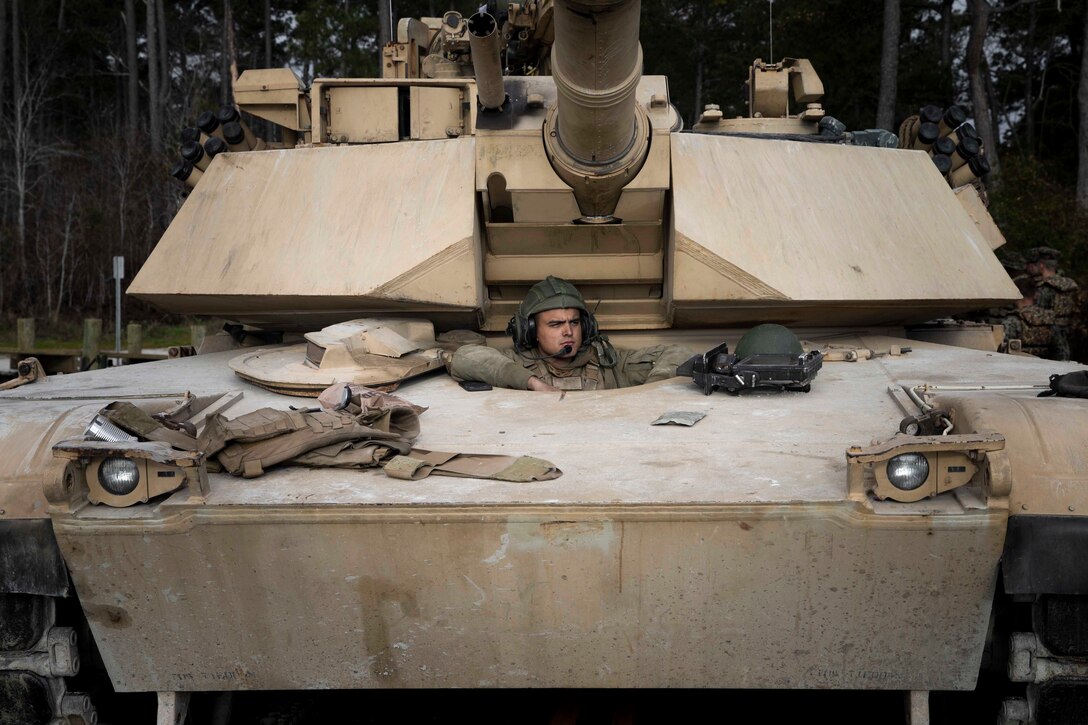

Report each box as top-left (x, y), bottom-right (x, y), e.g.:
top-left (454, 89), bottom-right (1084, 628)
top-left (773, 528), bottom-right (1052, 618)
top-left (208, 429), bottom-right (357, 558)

top-left (382, 450), bottom-right (562, 482)
top-left (384, 455), bottom-right (428, 480)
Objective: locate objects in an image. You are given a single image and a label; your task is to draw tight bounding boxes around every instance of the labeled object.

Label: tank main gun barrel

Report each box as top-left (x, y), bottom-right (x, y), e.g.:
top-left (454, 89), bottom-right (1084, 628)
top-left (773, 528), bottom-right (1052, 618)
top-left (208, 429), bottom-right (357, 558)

top-left (544, 0), bottom-right (650, 222)
top-left (468, 12), bottom-right (506, 110)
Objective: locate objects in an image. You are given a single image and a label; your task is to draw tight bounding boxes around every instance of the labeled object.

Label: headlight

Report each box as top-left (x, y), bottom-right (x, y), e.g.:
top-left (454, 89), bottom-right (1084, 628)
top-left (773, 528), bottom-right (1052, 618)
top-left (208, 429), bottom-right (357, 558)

top-left (886, 453), bottom-right (930, 491)
top-left (97, 458), bottom-right (140, 495)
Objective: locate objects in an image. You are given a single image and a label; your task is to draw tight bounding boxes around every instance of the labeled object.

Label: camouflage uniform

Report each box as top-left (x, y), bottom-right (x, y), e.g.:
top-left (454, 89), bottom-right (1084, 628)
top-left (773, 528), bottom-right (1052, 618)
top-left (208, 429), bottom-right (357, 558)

top-left (1000, 312), bottom-right (1024, 349)
top-left (1010, 305), bottom-right (1055, 358)
top-left (451, 339), bottom-right (691, 391)
top-left (1023, 247), bottom-right (1078, 361)
top-left (1035, 276), bottom-right (1078, 361)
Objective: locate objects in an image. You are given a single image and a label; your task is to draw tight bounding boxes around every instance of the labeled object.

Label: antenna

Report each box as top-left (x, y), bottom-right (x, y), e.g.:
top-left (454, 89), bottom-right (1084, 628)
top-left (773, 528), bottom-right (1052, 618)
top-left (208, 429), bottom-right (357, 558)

top-left (768, 0), bottom-right (774, 62)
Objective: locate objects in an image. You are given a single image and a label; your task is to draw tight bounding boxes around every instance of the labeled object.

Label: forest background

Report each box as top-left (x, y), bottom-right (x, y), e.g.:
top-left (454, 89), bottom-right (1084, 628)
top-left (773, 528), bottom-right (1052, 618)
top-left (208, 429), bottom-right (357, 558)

top-left (0, 0), bottom-right (1085, 332)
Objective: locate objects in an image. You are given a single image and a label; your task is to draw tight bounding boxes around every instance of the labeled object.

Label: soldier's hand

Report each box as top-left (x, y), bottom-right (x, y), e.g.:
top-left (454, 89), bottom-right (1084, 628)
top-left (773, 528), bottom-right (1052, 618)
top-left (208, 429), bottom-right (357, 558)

top-left (527, 376), bottom-right (559, 392)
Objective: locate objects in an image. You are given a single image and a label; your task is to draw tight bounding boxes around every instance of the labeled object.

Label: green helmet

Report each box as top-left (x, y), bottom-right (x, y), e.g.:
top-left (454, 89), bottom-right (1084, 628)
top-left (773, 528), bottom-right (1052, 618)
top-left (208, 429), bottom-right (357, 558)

top-left (509, 276), bottom-right (598, 350)
top-left (519, 276), bottom-right (588, 318)
top-left (734, 324), bottom-right (803, 358)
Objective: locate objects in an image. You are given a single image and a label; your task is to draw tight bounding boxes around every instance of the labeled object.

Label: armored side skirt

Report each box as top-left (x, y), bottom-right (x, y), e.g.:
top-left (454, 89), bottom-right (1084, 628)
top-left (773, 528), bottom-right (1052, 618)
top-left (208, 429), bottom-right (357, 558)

top-left (52, 500), bottom-right (1004, 692)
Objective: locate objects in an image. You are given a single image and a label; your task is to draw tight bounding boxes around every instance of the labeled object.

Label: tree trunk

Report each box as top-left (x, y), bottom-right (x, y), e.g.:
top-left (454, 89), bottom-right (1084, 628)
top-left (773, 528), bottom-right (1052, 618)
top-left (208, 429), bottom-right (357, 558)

top-left (692, 43), bottom-right (703, 126)
top-left (1077, 5), bottom-right (1088, 211)
top-left (225, 0), bottom-right (238, 105)
top-left (125, 0), bottom-right (137, 130)
top-left (221, 0), bottom-right (233, 105)
top-left (940, 0), bottom-right (952, 69)
top-left (0, 0), bottom-right (7, 125)
top-left (156, 0), bottom-right (168, 113)
top-left (54, 196), bottom-right (75, 323)
top-left (264, 0), bottom-right (271, 68)
top-left (1024, 2), bottom-right (1037, 157)
top-left (966, 0), bottom-right (999, 180)
top-left (11, 0), bottom-right (22, 303)
top-left (12, 0), bottom-right (20, 105)
top-left (876, 0), bottom-right (900, 130)
top-left (378, 0), bottom-right (392, 57)
top-left (145, 0), bottom-right (161, 153)
top-left (0, 0), bottom-right (4, 312)
top-left (219, 0), bottom-right (235, 105)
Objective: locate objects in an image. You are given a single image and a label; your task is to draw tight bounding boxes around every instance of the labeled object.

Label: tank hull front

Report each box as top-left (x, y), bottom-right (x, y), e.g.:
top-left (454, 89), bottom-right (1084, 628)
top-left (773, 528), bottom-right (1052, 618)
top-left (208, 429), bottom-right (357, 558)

top-left (53, 499), bottom-right (1002, 692)
top-left (9, 331), bottom-right (1080, 694)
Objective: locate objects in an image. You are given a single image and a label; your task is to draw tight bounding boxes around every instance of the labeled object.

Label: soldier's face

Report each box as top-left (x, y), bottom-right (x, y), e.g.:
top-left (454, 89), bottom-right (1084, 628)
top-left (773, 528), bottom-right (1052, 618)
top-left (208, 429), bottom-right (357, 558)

top-left (535, 308), bottom-right (582, 359)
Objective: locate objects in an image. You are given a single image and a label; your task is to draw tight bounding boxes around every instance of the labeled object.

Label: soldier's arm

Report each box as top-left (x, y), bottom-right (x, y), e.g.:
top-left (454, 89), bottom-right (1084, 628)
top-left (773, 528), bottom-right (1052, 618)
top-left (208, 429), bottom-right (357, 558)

top-left (618, 344), bottom-right (695, 386)
top-left (449, 345), bottom-right (536, 390)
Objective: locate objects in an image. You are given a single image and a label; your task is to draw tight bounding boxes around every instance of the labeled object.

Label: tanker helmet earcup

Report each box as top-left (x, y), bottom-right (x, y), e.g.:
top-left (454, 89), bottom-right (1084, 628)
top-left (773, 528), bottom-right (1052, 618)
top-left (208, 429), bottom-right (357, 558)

top-left (525, 314), bottom-right (537, 348)
top-left (507, 313), bottom-right (537, 349)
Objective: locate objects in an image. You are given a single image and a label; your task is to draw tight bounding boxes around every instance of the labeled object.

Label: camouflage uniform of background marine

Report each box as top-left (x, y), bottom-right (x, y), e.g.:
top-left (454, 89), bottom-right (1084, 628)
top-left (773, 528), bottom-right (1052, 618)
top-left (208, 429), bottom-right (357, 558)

top-left (1027, 247), bottom-right (1079, 361)
top-left (998, 274), bottom-right (1053, 356)
top-left (450, 277), bottom-right (691, 390)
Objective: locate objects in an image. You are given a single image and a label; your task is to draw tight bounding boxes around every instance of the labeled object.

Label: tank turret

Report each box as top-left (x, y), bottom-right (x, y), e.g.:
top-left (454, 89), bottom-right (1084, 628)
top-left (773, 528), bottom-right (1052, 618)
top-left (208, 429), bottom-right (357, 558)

top-left (130, 0), bottom-right (1016, 335)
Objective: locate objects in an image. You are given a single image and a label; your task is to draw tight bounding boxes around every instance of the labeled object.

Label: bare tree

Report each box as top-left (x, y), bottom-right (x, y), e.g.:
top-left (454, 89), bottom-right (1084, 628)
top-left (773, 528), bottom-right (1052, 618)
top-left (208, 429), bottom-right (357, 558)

top-left (156, 0), bottom-right (167, 108)
top-left (11, 0), bottom-right (19, 109)
top-left (54, 195), bottom-right (75, 321)
top-left (145, 0), bottom-right (161, 152)
top-left (876, 0), bottom-right (900, 130)
top-left (224, 0), bottom-right (239, 105)
top-left (1078, 6), bottom-right (1088, 211)
top-left (1024, 2), bottom-right (1037, 156)
top-left (125, 0), bottom-right (138, 130)
top-left (966, 0), bottom-right (1000, 180)
top-left (4, 51), bottom-right (61, 310)
top-left (0, 0), bottom-right (7, 124)
top-left (265, 0), bottom-right (272, 68)
top-left (939, 0), bottom-right (952, 69)
top-left (693, 41), bottom-right (704, 125)
top-left (378, 0), bottom-right (392, 61)
top-left (36, 191), bottom-right (77, 322)
top-left (221, 0), bottom-right (232, 105)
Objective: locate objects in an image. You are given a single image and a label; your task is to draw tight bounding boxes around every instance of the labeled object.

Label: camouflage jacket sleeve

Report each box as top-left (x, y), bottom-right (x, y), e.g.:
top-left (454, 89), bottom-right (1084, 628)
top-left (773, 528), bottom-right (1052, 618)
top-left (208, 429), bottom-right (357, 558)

top-left (615, 344), bottom-right (695, 386)
top-left (449, 345), bottom-right (535, 390)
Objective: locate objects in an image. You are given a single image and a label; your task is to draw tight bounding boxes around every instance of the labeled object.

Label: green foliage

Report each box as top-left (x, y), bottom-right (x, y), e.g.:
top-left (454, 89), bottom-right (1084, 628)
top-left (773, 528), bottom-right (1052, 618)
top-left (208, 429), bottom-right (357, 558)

top-left (288, 0), bottom-right (380, 80)
top-left (989, 155), bottom-right (1088, 280)
top-left (0, 318), bottom-right (221, 350)
top-left (642, 0), bottom-right (962, 133)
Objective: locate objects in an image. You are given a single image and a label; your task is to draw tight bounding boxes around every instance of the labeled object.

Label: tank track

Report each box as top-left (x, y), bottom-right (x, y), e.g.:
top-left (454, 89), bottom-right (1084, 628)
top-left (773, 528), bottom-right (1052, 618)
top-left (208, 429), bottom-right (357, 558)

top-left (0, 593), bottom-right (98, 725)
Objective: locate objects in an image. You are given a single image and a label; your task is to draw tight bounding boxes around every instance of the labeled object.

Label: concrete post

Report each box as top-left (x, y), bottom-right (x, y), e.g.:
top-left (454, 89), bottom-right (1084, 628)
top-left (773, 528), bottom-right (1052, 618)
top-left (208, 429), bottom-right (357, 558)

top-left (127, 323), bottom-right (143, 358)
top-left (190, 325), bottom-right (207, 353)
top-left (17, 318), bottom-right (35, 352)
top-left (82, 319), bottom-right (102, 370)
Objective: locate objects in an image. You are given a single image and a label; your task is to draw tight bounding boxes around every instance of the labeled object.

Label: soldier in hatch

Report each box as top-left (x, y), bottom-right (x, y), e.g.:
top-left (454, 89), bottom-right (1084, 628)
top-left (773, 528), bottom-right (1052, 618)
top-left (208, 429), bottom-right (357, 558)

top-left (450, 276), bottom-right (692, 391)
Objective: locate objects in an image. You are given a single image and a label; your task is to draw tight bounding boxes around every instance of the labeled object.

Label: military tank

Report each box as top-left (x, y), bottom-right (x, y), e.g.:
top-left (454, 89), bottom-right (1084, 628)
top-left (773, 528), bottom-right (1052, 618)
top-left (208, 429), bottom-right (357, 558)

top-left (3, 1), bottom-right (1087, 723)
